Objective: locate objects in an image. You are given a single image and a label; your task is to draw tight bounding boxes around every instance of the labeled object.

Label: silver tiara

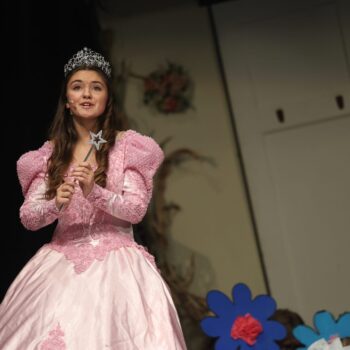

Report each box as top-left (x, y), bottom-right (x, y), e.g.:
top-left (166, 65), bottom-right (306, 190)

top-left (64, 47), bottom-right (112, 78)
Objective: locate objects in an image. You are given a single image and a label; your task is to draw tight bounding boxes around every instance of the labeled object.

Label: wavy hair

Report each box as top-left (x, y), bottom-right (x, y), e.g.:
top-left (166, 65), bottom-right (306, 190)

top-left (45, 66), bottom-right (124, 199)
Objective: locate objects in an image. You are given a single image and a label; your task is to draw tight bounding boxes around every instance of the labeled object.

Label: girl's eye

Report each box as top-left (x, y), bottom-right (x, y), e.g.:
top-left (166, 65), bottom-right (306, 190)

top-left (93, 86), bottom-right (102, 91)
top-left (72, 85), bottom-right (81, 90)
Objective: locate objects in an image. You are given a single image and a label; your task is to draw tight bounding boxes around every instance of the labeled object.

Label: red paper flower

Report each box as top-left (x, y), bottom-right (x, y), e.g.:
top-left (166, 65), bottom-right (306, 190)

top-left (231, 313), bottom-right (263, 346)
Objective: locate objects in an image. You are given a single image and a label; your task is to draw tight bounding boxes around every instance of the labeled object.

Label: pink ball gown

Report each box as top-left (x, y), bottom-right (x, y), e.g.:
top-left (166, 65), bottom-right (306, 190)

top-left (0, 129), bottom-right (187, 350)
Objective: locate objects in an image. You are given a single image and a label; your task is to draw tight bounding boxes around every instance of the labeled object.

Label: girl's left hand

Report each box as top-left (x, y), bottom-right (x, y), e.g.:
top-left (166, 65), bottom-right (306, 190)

top-left (71, 162), bottom-right (95, 197)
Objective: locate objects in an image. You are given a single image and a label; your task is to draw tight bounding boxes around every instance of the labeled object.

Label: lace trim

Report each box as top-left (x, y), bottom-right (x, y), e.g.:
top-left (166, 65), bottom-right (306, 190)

top-left (40, 323), bottom-right (66, 350)
top-left (49, 236), bottom-right (158, 274)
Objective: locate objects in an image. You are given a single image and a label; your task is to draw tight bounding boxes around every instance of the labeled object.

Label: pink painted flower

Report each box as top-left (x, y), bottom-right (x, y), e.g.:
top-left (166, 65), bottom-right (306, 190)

top-left (162, 96), bottom-right (178, 113)
top-left (143, 62), bottom-right (191, 114)
top-left (144, 78), bottom-right (159, 92)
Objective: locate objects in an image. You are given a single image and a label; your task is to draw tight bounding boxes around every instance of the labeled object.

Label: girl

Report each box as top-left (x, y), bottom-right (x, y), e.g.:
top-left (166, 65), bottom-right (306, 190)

top-left (0, 47), bottom-right (187, 350)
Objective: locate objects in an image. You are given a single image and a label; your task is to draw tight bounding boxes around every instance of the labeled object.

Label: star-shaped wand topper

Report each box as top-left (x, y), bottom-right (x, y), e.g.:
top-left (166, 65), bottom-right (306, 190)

top-left (85, 130), bottom-right (107, 159)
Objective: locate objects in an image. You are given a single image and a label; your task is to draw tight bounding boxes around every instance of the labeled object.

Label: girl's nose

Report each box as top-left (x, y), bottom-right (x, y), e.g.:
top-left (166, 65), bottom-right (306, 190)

top-left (83, 87), bottom-right (91, 98)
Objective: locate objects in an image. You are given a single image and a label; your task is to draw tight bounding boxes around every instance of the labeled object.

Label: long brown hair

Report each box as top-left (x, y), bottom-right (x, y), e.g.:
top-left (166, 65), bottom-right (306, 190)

top-left (45, 67), bottom-right (123, 199)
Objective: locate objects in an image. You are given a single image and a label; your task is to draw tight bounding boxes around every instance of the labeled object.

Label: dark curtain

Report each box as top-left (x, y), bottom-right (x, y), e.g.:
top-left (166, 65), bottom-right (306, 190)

top-left (198, 0), bottom-right (234, 6)
top-left (1, 0), bottom-right (102, 301)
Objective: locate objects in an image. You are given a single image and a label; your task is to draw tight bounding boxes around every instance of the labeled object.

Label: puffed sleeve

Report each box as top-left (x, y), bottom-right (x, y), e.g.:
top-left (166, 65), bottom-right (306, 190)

top-left (85, 132), bottom-right (164, 224)
top-left (17, 142), bottom-right (59, 231)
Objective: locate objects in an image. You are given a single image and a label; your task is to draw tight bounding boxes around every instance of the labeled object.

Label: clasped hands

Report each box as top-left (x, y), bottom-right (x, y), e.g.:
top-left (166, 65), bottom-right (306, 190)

top-left (55, 162), bottom-right (95, 209)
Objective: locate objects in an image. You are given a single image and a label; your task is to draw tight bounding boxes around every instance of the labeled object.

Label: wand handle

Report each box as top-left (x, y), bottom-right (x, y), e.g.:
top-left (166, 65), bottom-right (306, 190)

top-left (58, 145), bottom-right (94, 211)
top-left (83, 145), bottom-right (94, 162)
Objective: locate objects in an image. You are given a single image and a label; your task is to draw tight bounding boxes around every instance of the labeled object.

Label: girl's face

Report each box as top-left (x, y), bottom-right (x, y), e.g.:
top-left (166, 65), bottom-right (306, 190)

top-left (66, 69), bottom-right (108, 121)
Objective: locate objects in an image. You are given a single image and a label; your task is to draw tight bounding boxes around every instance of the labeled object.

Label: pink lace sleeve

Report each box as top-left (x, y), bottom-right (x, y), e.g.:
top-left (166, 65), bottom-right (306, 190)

top-left (19, 175), bottom-right (59, 231)
top-left (17, 144), bottom-right (59, 231)
top-left (86, 170), bottom-right (148, 224)
top-left (86, 132), bottom-right (164, 224)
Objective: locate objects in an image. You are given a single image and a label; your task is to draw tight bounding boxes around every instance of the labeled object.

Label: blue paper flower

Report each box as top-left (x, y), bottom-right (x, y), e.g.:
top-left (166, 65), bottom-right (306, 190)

top-left (200, 283), bottom-right (286, 350)
top-left (293, 311), bottom-right (350, 349)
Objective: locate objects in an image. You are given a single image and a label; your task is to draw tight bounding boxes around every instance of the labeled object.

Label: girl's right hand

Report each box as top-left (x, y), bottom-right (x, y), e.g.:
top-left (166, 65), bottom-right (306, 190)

top-left (55, 181), bottom-right (75, 209)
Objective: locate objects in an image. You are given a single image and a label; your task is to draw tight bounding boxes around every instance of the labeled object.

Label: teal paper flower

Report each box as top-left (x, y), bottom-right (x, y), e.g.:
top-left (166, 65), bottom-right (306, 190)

top-left (293, 311), bottom-right (350, 349)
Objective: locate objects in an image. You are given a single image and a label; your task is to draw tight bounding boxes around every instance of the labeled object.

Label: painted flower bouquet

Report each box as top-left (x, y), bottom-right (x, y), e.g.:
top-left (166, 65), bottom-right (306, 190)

top-left (143, 62), bottom-right (192, 114)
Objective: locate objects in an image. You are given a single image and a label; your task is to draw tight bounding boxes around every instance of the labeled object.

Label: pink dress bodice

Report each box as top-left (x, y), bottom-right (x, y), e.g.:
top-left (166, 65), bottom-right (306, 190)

top-left (16, 130), bottom-right (164, 273)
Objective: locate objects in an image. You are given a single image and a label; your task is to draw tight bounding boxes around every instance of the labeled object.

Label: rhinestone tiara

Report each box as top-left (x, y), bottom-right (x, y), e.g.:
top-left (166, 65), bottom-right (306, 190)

top-left (64, 47), bottom-right (112, 78)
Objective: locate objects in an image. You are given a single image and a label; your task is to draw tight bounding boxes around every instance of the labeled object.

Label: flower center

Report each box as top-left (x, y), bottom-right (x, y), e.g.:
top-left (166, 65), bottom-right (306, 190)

top-left (230, 313), bottom-right (263, 345)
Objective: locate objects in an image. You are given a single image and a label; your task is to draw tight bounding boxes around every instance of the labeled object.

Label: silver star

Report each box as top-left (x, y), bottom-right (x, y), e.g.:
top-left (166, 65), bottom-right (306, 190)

top-left (88, 130), bottom-right (107, 150)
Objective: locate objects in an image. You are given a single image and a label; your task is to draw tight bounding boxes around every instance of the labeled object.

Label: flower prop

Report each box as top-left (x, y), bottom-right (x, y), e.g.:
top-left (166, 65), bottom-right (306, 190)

top-left (143, 62), bottom-right (192, 114)
top-left (293, 311), bottom-right (350, 350)
top-left (200, 283), bottom-right (286, 350)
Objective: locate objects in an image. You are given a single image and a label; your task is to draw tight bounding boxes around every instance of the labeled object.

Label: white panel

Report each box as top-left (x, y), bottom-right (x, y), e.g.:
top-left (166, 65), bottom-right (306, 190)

top-left (215, 2), bottom-right (350, 133)
top-left (264, 116), bottom-right (350, 318)
top-left (213, 0), bottom-right (350, 322)
top-left (241, 4), bottom-right (350, 131)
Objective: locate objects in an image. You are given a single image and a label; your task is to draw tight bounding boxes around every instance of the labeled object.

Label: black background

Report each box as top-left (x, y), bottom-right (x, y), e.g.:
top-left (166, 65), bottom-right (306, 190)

top-left (1, 0), bottom-right (103, 301)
